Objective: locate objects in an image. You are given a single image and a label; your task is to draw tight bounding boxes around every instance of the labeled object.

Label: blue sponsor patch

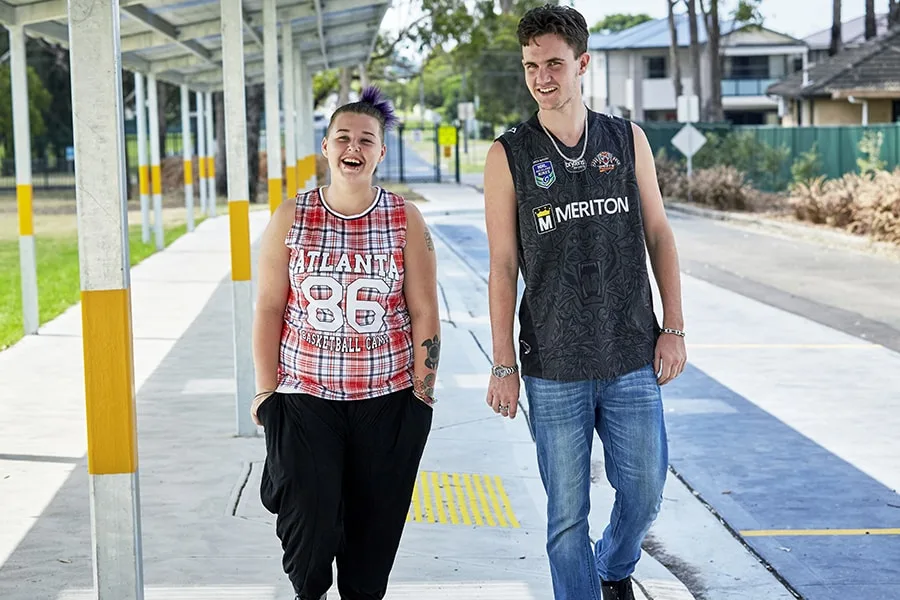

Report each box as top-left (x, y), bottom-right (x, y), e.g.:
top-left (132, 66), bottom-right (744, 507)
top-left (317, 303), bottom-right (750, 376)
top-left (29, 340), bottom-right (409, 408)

top-left (532, 159), bottom-right (556, 189)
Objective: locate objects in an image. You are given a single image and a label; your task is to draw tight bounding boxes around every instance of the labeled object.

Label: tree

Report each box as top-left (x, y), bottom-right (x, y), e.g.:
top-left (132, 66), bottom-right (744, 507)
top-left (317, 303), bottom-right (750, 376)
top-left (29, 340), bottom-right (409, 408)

top-left (0, 64), bottom-right (53, 159)
top-left (830, 0), bottom-right (842, 56)
top-left (667, 1), bottom-right (683, 99)
top-left (590, 13), bottom-right (653, 34)
top-left (732, 0), bottom-right (764, 26)
top-left (891, 0), bottom-right (900, 29)
top-left (245, 83), bottom-right (263, 203)
top-left (686, 0), bottom-right (701, 102)
top-left (700, 0), bottom-right (724, 121)
top-left (865, 0), bottom-right (876, 39)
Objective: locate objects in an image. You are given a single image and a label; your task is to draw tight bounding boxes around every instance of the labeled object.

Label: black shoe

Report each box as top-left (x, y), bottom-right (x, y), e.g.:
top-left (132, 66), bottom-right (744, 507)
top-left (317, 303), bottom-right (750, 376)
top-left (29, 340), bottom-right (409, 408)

top-left (601, 576), bottom-right (636, 600)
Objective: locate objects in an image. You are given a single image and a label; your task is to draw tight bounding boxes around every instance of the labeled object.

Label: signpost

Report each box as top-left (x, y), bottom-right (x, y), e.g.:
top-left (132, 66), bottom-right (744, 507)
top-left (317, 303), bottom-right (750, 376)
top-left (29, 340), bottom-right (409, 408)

top-left (671, 123), bottom-right (707, 202)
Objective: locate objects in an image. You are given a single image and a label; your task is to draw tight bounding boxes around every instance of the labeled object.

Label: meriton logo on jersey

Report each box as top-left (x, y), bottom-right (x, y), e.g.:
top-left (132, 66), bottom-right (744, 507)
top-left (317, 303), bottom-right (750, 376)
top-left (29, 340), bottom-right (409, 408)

top-left (533, 197), bottom-right (630, 235)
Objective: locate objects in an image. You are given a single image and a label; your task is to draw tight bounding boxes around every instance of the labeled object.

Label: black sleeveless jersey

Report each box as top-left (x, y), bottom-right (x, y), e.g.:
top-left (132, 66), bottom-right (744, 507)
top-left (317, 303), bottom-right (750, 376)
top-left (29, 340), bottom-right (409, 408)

top-left (497, 110), bottom-right (660, 381)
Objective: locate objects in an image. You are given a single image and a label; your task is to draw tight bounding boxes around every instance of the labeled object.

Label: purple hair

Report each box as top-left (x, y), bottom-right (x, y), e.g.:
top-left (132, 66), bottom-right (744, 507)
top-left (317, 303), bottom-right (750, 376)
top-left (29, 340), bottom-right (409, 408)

top-left (328, 85), bottom-right (398, 138)
top-left (359, 86), bottom-right (399, 131)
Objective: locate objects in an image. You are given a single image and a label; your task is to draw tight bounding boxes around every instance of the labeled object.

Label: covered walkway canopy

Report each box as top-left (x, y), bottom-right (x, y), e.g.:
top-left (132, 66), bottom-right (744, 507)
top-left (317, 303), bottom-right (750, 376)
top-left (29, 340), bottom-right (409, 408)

top-left (0, 0), bottom-right (388, 597)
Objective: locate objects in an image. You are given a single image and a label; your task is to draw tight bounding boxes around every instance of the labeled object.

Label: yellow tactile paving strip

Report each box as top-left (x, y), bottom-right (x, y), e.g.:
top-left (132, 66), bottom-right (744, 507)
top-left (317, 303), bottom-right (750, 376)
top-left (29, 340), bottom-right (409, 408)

top-left (407, 471), bottom-right (521, 528)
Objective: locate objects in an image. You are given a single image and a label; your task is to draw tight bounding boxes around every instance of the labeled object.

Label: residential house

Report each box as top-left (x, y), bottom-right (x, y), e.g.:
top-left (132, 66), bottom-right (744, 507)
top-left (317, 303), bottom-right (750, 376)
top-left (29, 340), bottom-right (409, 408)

top-left (804, 13), bottom-right (890, 65)
top-left (584, 14), bottom-right (808, 124)
top-left (767, 25), bottom-right (900, 125)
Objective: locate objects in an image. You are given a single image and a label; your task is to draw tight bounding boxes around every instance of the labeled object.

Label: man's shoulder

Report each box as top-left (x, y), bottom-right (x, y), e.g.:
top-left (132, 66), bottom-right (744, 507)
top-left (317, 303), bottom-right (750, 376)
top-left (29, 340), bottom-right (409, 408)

top-left (495, 119), bottom-right (531, 144)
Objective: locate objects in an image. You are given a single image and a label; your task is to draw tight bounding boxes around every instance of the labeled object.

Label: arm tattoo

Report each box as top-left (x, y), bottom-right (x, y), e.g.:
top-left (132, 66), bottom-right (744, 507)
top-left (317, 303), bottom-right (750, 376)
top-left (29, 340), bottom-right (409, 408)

top-left (424, 227), bottom-right (434, 252)
top-left (421, 335), bottom-right (441, 370)
top-left (415, 373), bottom-right (436, 399)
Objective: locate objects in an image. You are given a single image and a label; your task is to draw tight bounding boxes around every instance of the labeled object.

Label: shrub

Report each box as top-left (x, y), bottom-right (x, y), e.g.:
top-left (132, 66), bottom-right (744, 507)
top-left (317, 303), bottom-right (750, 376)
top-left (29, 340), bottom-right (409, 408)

top-left (686, 165), bottom-right (755, 211)
top-left (693, 131), bottom-right (791, 191)
top-left (791, 143), bottom-right (823, 185)
top-left (654, 148), bottom-right (686, 200)
top-left (789, 168), bottom-right (900, 243)
top-left (857, 131), bottom-right (887, 175)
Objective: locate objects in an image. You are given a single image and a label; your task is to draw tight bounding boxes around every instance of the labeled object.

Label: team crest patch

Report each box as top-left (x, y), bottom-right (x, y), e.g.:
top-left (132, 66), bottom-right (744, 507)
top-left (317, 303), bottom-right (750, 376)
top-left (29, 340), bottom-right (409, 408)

top-left (532, 158), bottom-right (556, 189)
top-left (533, 204), bottom-right (556, 235)
top-left (591, 151), bottom-right (621, 173)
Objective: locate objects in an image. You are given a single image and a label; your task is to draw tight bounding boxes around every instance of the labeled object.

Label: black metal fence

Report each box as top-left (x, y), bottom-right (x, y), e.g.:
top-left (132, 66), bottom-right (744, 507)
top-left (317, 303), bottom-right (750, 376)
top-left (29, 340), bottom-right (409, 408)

top-left (0, 123), bottom-right (463, 192)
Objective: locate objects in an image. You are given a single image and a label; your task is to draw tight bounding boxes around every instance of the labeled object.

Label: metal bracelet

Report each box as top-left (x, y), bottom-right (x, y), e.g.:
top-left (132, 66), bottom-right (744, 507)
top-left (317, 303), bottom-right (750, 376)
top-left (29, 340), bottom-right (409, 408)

top-left (661, 327), bottom-right (686, 337)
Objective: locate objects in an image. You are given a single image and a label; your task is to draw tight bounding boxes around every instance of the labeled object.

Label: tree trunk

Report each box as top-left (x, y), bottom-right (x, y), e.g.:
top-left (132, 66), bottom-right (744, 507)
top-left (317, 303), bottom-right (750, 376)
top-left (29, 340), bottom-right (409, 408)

top-left (890, 0), bottom-right (900, 29)
top-left (339, 67), bottom-right (351, 105)
top-left (668, 0), bottom-right (684, 99)
top-left (687, 0), bottom-right (701, 101)
top-left (830, 0), bottom-right (842, 56)
top-left (359, 63), bottom-right (370, 89)
top-left (499, 0), bottom-right (514, 14)
top-left (865, 0), bottom-right (876, 39)
top-left (702, 0), bottom-right (724, 122)
top-left (215, 92), bottom-right (227, 197)
top-left (245, 83), bottom-right (263, 203)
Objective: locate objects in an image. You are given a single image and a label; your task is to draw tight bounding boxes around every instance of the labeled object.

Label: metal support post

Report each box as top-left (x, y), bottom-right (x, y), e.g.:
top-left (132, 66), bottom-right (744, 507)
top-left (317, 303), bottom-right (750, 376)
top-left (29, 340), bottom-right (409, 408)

top-left (181, 85), bottom-right (194, 231)
top-left (264, 0), bottom-right (281, 213)
top-left (147, 75), bottom-right (164, 250)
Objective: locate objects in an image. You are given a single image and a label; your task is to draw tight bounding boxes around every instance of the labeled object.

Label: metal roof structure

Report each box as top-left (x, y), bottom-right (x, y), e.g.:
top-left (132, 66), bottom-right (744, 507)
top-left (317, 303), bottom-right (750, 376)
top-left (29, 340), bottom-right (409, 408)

top-left (0, 0), bottom-right (390, 90)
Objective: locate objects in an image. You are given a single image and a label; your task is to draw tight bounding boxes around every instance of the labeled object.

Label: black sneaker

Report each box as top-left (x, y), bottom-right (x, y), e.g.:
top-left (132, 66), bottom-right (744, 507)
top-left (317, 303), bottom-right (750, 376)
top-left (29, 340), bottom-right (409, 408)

top-left (601, 577), bottom-right (636, 600)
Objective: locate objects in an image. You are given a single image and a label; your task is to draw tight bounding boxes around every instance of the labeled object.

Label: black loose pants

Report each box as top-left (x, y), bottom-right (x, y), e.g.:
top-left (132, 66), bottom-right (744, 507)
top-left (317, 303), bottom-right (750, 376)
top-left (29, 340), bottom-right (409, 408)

top-left (258, 388), bottom-right (432, 600)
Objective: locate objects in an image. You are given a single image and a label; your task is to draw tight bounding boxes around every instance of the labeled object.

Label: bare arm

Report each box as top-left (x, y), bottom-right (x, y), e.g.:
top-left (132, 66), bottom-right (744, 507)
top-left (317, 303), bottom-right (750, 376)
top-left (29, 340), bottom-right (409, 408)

top-left (633, 122), bottom-right (687, 383)
top-left (484, 141), bottom-right (519, 367)
top-left (251, 200), bottom-right (295, 419)
top-left (483, 140), bottom-right (521, 418)
top-left (404, 202), bottom-right (440, 404)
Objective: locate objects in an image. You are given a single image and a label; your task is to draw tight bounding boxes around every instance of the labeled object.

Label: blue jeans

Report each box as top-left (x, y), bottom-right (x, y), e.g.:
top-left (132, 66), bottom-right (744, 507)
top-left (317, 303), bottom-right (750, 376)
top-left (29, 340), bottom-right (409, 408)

top-left (524, 364), bottom-right (667, 600)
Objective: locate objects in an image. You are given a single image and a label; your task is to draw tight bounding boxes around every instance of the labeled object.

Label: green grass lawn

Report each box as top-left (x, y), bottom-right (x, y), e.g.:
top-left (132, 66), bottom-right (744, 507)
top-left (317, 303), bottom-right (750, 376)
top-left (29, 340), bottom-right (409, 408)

top-left (0, 216), bottom-right (203, 351)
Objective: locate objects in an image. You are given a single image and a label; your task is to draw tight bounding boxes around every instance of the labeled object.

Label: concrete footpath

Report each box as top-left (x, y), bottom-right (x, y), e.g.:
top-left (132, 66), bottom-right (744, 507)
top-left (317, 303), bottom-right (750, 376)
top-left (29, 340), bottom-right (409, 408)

top-left (0, 193), bottom-right (692, 599)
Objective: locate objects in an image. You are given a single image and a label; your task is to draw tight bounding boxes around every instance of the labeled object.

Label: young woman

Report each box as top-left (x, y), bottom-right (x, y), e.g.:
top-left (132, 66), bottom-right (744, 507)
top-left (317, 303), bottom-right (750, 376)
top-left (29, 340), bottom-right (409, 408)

top-left (251, 87), bottom-right (439, 600)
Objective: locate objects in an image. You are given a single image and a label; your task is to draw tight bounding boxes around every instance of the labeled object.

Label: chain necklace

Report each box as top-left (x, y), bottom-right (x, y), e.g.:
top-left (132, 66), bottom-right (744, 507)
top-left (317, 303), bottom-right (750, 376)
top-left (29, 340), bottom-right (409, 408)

top-left (538, 108), bottom-right (588, 173)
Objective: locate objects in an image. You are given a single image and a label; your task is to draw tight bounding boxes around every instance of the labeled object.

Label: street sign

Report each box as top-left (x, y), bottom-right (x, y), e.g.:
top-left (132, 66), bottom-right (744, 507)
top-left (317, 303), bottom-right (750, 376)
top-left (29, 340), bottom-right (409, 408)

top-left (65, 146), bottom-right (75, 161)
top-left (677, 94), bottom-right (700, 123)
top-left (671, 123), bottom-right (706, 158)
top-left (457, 102), bottom-right (475, 121)
top-left (438, 125), bottom-right (457, 146)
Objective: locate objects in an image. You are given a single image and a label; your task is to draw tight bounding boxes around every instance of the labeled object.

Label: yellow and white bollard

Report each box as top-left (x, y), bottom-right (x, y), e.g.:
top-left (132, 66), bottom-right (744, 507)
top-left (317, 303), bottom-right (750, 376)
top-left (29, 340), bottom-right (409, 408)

top-left (9, 24), bottom-right (39, 335)
top-left (263, 0), bottom-right (282, 214)
top-left (196, 90), bottom-right (208, 215)
top-left (282, 23), bottom-right (296, 202)
top-left (68, 0), bottom-right (144, 596)
top-left (148, 74), bottom-right (164, 250)
top-left (135, 72), bottom-right (151, 243)
top-left (205, 91), bottom-right (216, 217)
top-left (221, 0), bottom-right (256, 437)
top-left (180, 84), bottom-right (195, 232)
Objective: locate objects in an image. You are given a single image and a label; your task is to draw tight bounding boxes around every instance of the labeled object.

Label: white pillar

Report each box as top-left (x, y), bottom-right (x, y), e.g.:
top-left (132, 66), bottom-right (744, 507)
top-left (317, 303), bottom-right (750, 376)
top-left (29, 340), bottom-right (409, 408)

top-left (67, 0), bottom-right (144, 596)
top-left (264, 0), bottom-right (282, 214)
top-left (135, 72), bottom-right (151, 242)
top-left (180, 85), bottom-right (195, 231)
top-left (281, 23), bottom-right (296, 200)
top-left (147, 75), bottom-right (164, 250)
top-left (196, 90), bottom-right (208, 215)
top-left (221, 0), bottom-right (256, 437)
top-left (9, 25), bottom-right (39, 335)
top-left (303, 62), bottom-right (317, 189)
top-left (862, 100), bottom-right (869, 126)
top-left (205, 91), bottom-right (216, 216)
top-left (293, 46), bottom-right (303, 194)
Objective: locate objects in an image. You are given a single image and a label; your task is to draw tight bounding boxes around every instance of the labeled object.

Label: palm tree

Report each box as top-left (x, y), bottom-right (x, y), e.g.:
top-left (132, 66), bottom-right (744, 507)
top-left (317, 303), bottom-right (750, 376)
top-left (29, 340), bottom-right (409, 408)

top-left (667, 0), bottom-right (684, 99)
top-left (865, 0), bottom-right (876, 40)
top-left (829, 0), bottom-right (842, 56)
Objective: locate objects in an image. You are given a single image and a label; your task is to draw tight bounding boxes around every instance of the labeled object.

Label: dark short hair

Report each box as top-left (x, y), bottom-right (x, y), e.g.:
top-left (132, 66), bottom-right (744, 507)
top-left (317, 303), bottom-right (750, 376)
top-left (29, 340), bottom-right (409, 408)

top-left (517, 4), bottom-right (589, 57)
top-left (327, 86), bottom-right (397, 140)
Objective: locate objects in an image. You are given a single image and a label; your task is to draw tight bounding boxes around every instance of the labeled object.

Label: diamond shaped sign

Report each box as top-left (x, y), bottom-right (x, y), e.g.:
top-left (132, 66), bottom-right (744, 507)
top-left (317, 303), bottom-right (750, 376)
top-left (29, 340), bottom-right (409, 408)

top-left (671, 124), bottom-right (707, 158)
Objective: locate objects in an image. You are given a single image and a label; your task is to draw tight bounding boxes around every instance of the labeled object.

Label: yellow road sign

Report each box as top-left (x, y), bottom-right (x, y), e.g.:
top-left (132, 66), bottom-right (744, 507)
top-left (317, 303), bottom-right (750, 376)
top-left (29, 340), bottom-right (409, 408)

top-left (438, 125), bottom-right (457, 146)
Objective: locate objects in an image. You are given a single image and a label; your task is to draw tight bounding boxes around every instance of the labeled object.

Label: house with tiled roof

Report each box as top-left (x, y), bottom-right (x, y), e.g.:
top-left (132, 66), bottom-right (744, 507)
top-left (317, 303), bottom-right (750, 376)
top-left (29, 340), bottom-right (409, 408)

top-left (767, 25), bottom-right (900, 125)
top-left (584, 13), bottom-right (808, 124)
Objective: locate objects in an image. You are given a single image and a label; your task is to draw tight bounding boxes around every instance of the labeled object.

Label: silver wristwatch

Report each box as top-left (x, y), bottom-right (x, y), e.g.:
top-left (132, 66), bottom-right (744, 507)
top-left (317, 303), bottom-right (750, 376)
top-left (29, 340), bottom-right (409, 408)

top-left (491, 364), bottom-right (519, 378)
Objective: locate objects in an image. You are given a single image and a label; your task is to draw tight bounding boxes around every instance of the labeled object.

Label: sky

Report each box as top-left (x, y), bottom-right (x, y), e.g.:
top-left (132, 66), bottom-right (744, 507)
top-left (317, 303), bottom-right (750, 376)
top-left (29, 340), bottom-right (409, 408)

top-left (383, 0), bottom-right (870, 43)
top-left (570, 0), bottom-right (867, 40)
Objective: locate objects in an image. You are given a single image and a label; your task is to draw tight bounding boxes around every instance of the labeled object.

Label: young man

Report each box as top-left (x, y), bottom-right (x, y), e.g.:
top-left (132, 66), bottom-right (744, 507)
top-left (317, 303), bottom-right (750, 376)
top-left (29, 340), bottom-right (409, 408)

top-left (483, 6), bottom-right (687, 600)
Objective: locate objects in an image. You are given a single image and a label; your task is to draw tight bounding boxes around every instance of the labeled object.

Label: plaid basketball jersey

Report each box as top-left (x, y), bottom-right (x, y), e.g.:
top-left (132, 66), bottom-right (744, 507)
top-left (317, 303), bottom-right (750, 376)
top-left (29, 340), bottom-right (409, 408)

top-left (277, 187), bottom-right (414, 400)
